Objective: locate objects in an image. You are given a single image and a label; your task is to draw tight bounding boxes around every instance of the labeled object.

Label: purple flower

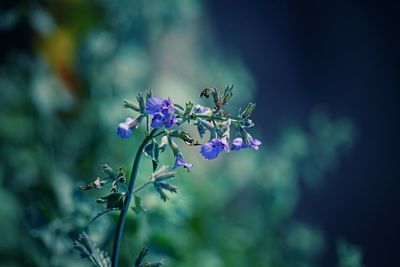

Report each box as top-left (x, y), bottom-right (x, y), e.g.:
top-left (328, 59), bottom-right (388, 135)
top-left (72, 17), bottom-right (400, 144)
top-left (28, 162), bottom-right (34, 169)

top-left (231, 137), bottom-right (262, 151)
top-left (193, 104), bottom-right (211, 115)
top-left (164, 113), bottom-right (177, 128)
top-left (146, 96), bottom-right (177, 116)
top-left (173, 153), bottom-right (193, 171)
top-left (117, 117), bottom-right (135, 138)
top-left (151, 113), bottom-right (165, 128)
top-left (249, 138), bottom-right (262, 150)
top-left (199, 137), bottom-right (229, 160)
top-left (151, 113), bottom-right (177, 129)
top-left (161, 98), bottom-right (176, 115)
top-left (232, 138), bottom-right (244, 151)
top-left (146, 96), bottom-right (164, 115)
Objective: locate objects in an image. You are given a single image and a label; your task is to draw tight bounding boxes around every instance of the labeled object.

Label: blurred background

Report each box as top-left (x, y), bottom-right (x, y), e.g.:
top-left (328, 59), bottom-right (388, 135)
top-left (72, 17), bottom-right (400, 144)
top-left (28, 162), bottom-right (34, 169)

top-left (0, 0), bottom-right (398, 266)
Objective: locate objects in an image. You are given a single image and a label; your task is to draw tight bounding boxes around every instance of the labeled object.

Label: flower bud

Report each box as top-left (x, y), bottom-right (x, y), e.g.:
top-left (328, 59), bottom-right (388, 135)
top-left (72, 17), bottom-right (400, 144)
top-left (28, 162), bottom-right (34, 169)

top-left (158, 182), bottom-right (178, 193)
top-left (168, 137), bottom-right (180, 156)
top-left (152, 165), bottom-right (175, 181)
top-left (137, 92), bottom-right (147, 112)
top-left (123, 99), bottom-right (141, 112)
top-left (159, 135), bottom-right (169, 152)
top-left (102, 164), bottom-right (114, 177)
top-left (239, 102), bottom-right (256, 119)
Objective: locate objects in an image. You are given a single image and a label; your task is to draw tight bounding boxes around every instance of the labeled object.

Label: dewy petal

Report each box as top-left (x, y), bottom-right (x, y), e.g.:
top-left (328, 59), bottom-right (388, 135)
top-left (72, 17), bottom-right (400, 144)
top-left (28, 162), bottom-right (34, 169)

top-left (232, 138), bottom-right (244, 151)
top-left (151, 113), bottom-right (165, 128)
top-left (200, 141), bottom-right (220, 160)
top-left (146, 96), bottom-right (164, 115)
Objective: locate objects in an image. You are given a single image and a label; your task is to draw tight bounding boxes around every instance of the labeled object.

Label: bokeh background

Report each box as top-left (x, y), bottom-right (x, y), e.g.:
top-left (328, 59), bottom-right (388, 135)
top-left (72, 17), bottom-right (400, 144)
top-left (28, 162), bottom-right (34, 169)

top-left (1, 1), bottom-right (398, 266)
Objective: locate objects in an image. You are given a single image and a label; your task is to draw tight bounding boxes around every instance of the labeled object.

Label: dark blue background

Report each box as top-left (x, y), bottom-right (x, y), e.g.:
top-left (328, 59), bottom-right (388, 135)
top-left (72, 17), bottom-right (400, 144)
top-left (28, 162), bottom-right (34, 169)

top-left (206, 0), bottom-right (400, 266)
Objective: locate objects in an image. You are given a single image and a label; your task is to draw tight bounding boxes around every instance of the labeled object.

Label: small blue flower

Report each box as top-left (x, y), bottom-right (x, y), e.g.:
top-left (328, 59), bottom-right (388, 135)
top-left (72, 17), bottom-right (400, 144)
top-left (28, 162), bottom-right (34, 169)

top-left (231, 137), bottom-right (244, 151)
top-left (199, 137), bottom-right (229, 160)
top-left (249, 138), bottom-right (262, 150)
top-left (146, 96), bottom-right (164, 115)
top-left (161, 97), bottom-right (176, 115)
top-left (193, 104), bottom-right (211, 115)
top-left (231, 137), bottom-right (262, 151)
top-left (173, 153), bottom-right (193, 171)
top-left (164, 113), bottom-right (177, 128)
top-left (117, 117), bottom-right (135, 138)
top-left (151, 113), bottom-right (165, 128)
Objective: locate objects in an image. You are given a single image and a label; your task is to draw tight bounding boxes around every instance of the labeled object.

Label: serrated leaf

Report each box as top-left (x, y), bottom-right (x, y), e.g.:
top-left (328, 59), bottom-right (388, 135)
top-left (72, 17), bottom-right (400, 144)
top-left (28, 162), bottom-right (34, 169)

top-left (131, 196), bottom-right (147, 215)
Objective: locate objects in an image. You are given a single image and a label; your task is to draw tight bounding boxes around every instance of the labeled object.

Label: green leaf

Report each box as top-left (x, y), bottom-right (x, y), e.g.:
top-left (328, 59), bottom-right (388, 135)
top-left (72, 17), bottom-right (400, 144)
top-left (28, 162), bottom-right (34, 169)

top-left (97, 193), bottom-right (125, 209)
top-left (131, 196), bottom-right (147, 215)
top-left (144, 141), bottom-right (159, 171)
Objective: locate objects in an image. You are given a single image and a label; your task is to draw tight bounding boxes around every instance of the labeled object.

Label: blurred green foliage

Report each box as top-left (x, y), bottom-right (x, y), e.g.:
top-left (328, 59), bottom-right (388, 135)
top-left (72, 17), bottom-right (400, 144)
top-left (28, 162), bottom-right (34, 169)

top-left (0, 1), bottom-right (363, 267)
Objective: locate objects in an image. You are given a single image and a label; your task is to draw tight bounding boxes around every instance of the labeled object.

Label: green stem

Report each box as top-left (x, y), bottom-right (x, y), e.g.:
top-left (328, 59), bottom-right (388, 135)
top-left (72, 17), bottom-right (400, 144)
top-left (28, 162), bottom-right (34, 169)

top-left (132, 180), bottom-right (153, 194)
top-left (111, 129), bottom-right (158, 267)
top-left (193, 113), bottom-right (239, 124)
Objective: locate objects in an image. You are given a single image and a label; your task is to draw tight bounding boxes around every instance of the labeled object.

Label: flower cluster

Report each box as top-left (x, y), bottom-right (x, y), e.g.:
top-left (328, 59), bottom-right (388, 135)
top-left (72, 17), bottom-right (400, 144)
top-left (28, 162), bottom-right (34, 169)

top-left (199, 137), bottom-right (229, 160)
top-left (146, 96), bottom-right (177, 129)
top-left (118, 87), bottom-right (262, 170)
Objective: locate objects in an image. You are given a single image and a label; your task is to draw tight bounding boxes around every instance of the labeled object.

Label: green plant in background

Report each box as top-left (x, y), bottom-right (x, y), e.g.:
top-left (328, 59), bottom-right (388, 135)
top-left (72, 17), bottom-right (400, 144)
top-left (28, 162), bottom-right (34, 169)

top-left (0, 1), bottom-right (365, 267)
top-left (75, 87), bottom-right (261, 267)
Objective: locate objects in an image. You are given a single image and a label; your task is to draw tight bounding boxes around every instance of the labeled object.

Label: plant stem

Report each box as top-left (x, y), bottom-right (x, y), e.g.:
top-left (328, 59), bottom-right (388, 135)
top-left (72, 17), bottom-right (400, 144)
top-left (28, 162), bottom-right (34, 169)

top-left (193, 113), bottom-right (239, 124)
top-left (132, 180), bottom-right (153, 194)
top-left (111, 129), bottom-right (158, 267)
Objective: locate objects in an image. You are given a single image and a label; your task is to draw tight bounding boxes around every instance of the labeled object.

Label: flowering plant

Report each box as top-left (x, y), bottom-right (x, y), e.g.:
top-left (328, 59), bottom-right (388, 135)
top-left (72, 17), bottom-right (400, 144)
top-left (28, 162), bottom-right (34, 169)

top-left (75, 86), bottom-right (261, 267)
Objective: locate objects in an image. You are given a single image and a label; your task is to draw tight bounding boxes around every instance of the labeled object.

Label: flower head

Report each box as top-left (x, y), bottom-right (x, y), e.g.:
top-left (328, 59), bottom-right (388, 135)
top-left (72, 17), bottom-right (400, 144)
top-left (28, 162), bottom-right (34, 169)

top-left (117, 117), bottom-right (136, 138)
top-left (199, 137), bottom-right (229, 160)
top-left (151, 113), bottom-right (164, 129)
top-left (231, 137), bottom-right (244, 151)
top-left (161, 97), bottom-right (176, 115)
top-left (231, 137), bottom-right (262, 151)
top-left (146, 96), bottom-right (164, 115)
top-left (164, 113), bottom-right (177, 128)
top-left (173, 153), bottom-right (193, 171)
top-left (249, 138), bottom-right (262, 150)
top-left (151, 113), bottom-right (177, 129)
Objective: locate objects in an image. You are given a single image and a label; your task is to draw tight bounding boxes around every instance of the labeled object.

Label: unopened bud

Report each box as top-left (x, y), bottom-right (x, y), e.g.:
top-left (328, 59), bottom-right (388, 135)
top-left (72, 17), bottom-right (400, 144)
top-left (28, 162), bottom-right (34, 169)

top-left (123, 99), bottom-right (141, 112)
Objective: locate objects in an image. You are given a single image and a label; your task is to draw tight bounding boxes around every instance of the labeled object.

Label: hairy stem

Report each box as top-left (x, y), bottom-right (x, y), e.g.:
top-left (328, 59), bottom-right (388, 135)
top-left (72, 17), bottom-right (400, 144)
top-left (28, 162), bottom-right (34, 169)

top-left (111, 129), bottom-right (158, 267)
